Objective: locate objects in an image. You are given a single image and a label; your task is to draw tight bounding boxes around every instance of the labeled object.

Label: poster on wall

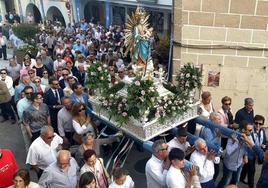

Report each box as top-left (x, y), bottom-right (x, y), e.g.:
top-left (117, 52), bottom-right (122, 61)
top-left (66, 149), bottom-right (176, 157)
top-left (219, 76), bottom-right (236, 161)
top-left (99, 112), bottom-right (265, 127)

top-left (208, 71), bottom-right (220, 87)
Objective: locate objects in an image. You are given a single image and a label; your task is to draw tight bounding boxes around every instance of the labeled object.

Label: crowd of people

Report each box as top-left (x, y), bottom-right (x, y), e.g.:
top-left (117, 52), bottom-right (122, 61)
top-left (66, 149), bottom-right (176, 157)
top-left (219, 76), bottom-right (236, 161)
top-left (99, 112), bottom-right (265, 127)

top-left (145, 92), bottom-right (267, 188)
top-left (0, 16), bottom-right (267, 188)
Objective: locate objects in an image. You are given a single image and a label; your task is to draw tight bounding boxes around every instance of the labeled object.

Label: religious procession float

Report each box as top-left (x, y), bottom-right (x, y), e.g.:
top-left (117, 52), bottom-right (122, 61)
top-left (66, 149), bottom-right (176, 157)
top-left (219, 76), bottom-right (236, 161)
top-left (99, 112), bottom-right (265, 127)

top-left (87, 7), bottom-right (202, 141)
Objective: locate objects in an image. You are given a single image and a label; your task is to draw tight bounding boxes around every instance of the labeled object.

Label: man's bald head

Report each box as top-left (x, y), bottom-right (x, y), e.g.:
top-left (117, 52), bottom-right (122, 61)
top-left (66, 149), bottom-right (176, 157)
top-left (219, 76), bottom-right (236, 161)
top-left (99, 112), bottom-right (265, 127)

top-left (57, 150), bottom-right (71, 171)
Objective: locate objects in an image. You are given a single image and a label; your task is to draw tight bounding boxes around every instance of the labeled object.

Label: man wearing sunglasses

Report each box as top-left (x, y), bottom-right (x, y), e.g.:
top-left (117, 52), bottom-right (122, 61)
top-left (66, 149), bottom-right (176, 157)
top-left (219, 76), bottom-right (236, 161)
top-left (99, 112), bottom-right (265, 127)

top-left (26, 125), bottom-right (63, 179)
top-left (242, 115), bottom-right (267, 187)
top-left (0, 69), bottom-right (16, 123)
top-left (145, 139), bottom-right (170, 188)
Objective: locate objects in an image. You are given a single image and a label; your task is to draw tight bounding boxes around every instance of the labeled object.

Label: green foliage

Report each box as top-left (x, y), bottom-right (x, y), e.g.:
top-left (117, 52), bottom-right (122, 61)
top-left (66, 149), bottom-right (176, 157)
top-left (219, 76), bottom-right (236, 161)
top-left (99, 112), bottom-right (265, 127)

top-left (154, 63), bottom-right (202, 123)
top-left (127, 77), bottom-right (159, 119)
top-left (176, 63), bottom-right (202, 93)
top-left (86, 62), bottom-right (110, 93)
top-left (91, 62), bottom-right (202, 126)
top-left (104, 82), bottom-right (125, 96)
top-left (163, 82), bottom-right (179, 94)
top-left (13, 24), bottom-right (38, 43)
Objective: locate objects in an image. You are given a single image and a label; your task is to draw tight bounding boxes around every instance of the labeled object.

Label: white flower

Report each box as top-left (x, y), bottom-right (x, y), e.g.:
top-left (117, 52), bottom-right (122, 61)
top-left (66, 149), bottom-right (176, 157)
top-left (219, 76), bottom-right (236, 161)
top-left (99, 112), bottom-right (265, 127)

top-left (100, 77), bottom-right (104, 80)
top-left (172, 106), bottom-right (176, 111)
top-left (118, 103), bottom-right (123, 107)
top-left (141, 90), bottom-right (145, 95)
top-left (135, 81), bottom-right (140, 86)
top-left (158, 106), bottom-right (164, 111)
top-left (103, 64), bottom-right (108, 68)
top-left (168, 100), bottom-right (172, 105)
top-left (97, 67), bottom-right (102, 71)
top-left (122, 98), bottom-right (127, 103)
top-left (186, 73), bottom-right (190, 78)
top-left (122, 112), bottom-right (128, 117)
top-left (179, 100), bottom-right (183, 104)
top-left (91, 72), bottom-right (96, 76)
top-left (103, 100), bottom-right (108, 106)
top-left (110, 94), bottom-right (114, 98)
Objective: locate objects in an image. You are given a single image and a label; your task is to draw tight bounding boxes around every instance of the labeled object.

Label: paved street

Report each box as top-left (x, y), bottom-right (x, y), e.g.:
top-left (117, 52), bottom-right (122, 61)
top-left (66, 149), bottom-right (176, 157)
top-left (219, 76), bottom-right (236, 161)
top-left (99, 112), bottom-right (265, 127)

top-left (0, 49), bottom-right (262, 187)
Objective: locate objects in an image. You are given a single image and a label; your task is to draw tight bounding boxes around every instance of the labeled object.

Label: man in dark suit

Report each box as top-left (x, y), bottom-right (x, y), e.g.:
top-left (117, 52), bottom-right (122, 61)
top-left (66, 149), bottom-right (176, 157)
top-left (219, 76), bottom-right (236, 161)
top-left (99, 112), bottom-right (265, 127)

top-left (74, 64), bottom-right (86, 86)
top-left (59, 68), bottom-right (70, 89)
top-left (43, 77), bottom-right (64, 133)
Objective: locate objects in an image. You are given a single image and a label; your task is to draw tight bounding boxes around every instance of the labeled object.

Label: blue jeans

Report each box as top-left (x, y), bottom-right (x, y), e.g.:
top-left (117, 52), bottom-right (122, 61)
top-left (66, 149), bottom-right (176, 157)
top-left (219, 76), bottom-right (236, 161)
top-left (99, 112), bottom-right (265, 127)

top-left (201, 179), bottom-right (215, 188)
top-left (217, 163), bottom-right (243, 188)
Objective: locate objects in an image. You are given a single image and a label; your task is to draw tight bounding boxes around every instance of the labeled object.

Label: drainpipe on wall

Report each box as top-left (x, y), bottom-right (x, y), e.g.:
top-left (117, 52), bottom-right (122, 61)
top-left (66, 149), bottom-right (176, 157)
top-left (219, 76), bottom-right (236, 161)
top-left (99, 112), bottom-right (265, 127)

top-left (167, 0), bottom-right (174, 82)
top-left (40, 0), bottom-right (45, 20)
top-left (74, 0), bottom-right (80, 23)
top-left (17, 0), bottom-right (24, 22)
top-left (105, 0), bottom-right (110, 27)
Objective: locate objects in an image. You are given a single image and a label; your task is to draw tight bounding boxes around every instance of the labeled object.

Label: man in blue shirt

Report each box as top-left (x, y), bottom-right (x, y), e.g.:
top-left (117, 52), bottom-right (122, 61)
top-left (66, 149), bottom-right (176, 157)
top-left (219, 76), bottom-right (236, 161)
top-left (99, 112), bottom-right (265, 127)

top-left (217, 121), bottom-right (252, 188)
top-left (72, 39), bottom-right (86, 56)
top-left (235, 98), bottom-right (254, 128)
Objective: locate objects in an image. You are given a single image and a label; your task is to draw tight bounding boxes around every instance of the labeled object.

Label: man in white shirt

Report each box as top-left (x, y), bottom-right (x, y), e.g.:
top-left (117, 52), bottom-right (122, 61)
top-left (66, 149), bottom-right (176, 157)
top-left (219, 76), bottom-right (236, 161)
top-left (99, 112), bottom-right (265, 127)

top-left (0, 68), bottom-right (16, 123)
top-left (145, 139), bottom-right (170, 188)
top-left (0, 32), bottom-right (7, 60)
top-left (190, 138), bottom-right (216, 188)
top-left (167, 126), bottom-right (194, 157)
top-left (166, 148), bottom-right (201, 188)
top-left (26, 126), bottom-right (63, 179)
top-left (39, 150), bottom-right (79, 188)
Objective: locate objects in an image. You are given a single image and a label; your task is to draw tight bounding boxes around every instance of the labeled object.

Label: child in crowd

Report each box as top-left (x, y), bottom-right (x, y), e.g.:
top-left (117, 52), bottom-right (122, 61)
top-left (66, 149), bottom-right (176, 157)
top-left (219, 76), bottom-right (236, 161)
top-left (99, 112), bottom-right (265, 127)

top-left (108, 168), bottom-right (134, 188)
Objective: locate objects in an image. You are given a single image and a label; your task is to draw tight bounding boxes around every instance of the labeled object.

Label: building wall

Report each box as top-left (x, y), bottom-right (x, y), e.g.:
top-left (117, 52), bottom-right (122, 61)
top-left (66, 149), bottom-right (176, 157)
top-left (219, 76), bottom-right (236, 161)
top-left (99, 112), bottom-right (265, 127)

top-left (0, 0), bottom-right (7, 21)
top-left (173, 0), bottom-right (268, 123)
top-left (14, 0), bottom-right (69, 24)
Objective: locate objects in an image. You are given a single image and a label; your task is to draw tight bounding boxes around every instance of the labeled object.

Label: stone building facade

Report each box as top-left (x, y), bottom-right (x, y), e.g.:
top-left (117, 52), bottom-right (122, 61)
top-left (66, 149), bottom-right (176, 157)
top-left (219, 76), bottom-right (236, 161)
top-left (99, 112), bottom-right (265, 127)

top-left (173, 0), bottom-right (268, 122)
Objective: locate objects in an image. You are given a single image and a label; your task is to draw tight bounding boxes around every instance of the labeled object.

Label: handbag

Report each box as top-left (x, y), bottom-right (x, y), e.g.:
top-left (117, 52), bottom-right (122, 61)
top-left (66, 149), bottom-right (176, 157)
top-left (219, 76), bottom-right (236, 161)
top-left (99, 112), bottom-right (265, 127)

top-left (98, 158), bottom-right (111, 186)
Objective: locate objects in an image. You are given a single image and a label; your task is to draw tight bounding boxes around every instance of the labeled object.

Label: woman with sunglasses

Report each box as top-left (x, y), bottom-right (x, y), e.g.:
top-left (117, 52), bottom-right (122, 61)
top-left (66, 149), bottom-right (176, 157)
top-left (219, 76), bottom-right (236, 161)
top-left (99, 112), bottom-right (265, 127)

top-left (41, 70), bottom-right (49, 87)
top-left (33, 77), bottom-right (46, 95)
top-left (28, 69), bottom-right (36, 82)
top-left (20, 59), bottom-right (32, 76)
top-left (71, 102), bottom-right (98, 144)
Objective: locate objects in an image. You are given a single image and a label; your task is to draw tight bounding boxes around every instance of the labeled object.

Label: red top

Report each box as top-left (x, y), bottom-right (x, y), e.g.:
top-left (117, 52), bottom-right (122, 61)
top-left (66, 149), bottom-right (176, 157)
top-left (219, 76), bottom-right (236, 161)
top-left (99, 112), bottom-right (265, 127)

top-left (0, 149), bottom-right (18, 188)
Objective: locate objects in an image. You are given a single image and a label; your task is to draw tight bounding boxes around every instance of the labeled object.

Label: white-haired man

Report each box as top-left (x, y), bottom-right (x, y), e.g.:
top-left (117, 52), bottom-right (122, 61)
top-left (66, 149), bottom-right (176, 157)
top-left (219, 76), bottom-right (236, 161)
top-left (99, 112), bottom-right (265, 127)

top-left (38, 150), bottom-right (79, 188)
top-left (190, 138), bottom-right (216, 188)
